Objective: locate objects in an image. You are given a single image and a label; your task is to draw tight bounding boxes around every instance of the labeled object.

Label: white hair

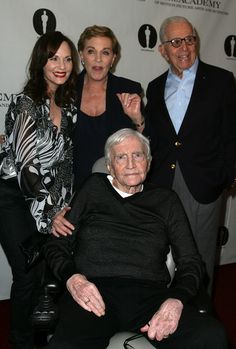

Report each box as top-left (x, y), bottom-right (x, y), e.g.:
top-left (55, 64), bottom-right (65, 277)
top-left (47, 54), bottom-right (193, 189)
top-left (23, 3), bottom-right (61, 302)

top-left (104, 128), bottom-right (152, 166)
top-left (159, 16), bottom-right (196, 43)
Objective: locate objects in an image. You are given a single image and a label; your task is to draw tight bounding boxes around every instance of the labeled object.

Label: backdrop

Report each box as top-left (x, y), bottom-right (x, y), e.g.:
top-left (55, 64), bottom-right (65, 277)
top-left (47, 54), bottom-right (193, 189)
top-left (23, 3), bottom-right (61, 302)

top-left (0, 0), bottom-right (236, 299)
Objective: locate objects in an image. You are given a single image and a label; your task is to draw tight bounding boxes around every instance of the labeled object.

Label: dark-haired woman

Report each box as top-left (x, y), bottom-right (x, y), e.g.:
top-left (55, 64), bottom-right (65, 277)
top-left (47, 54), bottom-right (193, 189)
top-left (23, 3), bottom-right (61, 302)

top-left (0, 31), bottom-right (78, 349)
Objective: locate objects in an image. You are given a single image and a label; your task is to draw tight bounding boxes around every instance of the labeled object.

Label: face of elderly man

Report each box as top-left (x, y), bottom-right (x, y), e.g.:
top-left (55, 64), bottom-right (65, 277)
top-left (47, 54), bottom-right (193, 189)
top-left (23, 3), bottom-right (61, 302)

top-left (158, 20), bottom-right (197, 78)
top-left (108, 135), bottom-right (150, 194)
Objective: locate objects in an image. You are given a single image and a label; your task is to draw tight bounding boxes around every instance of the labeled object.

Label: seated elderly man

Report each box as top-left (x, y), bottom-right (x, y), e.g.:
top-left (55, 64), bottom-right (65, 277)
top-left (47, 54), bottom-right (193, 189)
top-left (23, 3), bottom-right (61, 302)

top-left (43, 128), bottom-right (227, 349)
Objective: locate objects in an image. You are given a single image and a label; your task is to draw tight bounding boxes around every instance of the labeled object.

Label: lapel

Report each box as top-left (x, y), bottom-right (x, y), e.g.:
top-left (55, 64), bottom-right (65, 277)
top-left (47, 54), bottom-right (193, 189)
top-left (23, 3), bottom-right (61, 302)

top-left (156, 72), bottom-right (178, 135)
top-left (178, 61), bottom-right (208, 136)
top-left (106, 72), bottom-right (115, 111)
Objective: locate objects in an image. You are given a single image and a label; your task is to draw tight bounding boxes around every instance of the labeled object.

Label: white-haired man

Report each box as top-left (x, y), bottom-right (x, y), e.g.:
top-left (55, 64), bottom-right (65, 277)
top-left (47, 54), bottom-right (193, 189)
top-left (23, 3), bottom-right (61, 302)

top-left (44, 128), bottom-right (227, 349)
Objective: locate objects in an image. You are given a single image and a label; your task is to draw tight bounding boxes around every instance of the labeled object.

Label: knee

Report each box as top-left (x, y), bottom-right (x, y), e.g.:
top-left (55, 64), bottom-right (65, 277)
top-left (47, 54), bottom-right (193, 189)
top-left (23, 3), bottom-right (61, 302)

top-left (196, 316), bottom-right (228, 348)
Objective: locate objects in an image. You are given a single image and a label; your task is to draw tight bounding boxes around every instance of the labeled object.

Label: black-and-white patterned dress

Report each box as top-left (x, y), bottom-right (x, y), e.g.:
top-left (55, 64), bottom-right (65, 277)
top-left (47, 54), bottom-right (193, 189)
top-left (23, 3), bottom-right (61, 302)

top-left (0, 93), bottom-right (77, 234)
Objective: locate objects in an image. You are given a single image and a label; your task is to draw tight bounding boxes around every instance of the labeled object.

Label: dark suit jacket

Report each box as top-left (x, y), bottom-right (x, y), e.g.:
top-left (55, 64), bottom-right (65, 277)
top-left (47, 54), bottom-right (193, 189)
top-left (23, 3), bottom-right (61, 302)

top-left (73, 71), bottom-right (143, 187)
top-left (145, 60), bottom-right (236, 204)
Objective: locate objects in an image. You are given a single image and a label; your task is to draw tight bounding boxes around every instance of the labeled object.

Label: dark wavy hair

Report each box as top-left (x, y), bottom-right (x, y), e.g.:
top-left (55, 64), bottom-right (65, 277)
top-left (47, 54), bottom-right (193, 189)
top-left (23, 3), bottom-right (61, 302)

top-left (23, 31), bottom-right (79, 106)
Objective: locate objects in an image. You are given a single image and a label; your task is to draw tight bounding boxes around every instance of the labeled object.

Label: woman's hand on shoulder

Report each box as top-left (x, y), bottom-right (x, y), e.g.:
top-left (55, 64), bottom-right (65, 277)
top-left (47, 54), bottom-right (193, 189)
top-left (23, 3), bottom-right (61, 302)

top-left (0, 134), bottom-right (5, 144)
top-left (52, 207), bottom-right (74, 237)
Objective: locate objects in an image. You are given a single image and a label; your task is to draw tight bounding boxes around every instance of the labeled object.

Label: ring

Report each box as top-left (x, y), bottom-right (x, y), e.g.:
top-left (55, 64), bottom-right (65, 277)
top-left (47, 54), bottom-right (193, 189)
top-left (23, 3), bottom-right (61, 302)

top-left (84, 299), bottom-right (90, 305)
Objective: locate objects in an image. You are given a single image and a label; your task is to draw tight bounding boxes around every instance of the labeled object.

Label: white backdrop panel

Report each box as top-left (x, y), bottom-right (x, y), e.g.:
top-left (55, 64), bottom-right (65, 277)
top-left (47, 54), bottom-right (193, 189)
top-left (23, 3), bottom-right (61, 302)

top-left (0, 0), bottom-right (236, 299)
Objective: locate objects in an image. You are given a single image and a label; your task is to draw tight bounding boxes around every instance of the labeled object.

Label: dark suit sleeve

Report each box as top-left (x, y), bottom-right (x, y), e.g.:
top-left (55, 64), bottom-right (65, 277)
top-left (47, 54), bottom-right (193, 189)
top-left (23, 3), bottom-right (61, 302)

top-left (221, 71), bottom-right (236, 186)
top-left (143, 81), bottom-right (154, 141)
top-left (165, 192), bottom-right (204, 303)
top-left (143, 78), bottom-right (164, 149)
top-left (43, 177), bottom-right (91, 284)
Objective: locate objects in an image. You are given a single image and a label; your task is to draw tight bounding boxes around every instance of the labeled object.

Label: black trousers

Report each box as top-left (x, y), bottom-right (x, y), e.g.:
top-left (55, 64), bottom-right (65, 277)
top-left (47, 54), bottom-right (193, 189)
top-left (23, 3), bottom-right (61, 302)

top-left (46, 278), bottom-right (228, 349)
top-left (0, 178), bottom-right (39, 349)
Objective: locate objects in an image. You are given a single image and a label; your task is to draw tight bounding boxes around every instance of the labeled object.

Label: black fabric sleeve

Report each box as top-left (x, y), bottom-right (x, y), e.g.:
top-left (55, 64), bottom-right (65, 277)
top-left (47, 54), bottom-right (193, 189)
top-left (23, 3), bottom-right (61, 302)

top-left (43, 177), bottom-right (92, 284)
top-left (165, 192), bottom-right (204, 304)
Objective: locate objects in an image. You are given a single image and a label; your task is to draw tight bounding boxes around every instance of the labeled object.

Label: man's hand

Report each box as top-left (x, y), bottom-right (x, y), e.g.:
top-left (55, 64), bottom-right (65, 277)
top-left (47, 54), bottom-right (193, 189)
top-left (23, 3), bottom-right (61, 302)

top-left (140, 298), bottom-right (183, 341)
top-left (66, 274), bottom-right (105, 317)
top-left (52, 207), bottom-right (75, 237)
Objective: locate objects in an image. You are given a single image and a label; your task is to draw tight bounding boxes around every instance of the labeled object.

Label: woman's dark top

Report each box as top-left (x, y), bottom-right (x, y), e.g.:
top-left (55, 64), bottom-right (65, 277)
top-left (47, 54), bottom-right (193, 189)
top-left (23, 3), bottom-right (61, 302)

top-left (44, 173), bottom-right (203, 304)
top-left (72, 71), bottom-right (143, 188)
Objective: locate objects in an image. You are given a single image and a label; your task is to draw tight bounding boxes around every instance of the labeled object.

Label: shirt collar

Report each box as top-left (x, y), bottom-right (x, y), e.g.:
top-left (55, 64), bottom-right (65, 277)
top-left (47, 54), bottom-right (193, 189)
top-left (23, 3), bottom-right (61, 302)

top-left (168, 57), bottom-right (199, 80)
top-left (107, 175), bottom-right (143, 198)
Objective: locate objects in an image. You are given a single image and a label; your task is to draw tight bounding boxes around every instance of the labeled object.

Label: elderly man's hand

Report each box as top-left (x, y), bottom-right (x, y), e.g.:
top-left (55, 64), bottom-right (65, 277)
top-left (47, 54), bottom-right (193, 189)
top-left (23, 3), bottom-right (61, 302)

top-left (66, 274), bottom-right (105, 317)
top-left (140, 298), bottom-right (183, 341)
top-left (52, 207), bottom-right (74, 237)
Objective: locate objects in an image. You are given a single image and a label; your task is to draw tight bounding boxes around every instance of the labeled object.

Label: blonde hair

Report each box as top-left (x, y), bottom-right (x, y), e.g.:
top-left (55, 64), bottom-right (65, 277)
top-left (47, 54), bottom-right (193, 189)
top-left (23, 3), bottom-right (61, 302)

top-left (77, 25), bottom-right (120, 55)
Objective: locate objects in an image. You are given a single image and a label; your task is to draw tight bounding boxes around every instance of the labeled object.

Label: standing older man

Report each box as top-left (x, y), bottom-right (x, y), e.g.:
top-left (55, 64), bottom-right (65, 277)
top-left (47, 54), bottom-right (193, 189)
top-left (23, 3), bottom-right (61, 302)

top-left (145, 16), bottom-right (236, 292)
top-left (43, 129), bottom-right (227, 349)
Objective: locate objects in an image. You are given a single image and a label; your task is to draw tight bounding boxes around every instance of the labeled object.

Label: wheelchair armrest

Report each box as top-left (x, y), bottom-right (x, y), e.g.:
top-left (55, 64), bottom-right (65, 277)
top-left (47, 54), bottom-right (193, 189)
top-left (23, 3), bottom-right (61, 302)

top-left (32, 287), bottom-right (59, 331)
top-left (190, 283), bottom-right (212, 314)
top-left (32, 265), bottom-right (61, 332)
top-left (44, 281), bottom-right (61, 295)
top-left (43, 263), bottom-right (61, 296)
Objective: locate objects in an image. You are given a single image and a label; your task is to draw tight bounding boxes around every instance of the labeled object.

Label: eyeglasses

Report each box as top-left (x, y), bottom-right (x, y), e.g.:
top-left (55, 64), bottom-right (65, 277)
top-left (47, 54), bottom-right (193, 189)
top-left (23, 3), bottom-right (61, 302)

top-left (162, 35), bottom-right (196, 48)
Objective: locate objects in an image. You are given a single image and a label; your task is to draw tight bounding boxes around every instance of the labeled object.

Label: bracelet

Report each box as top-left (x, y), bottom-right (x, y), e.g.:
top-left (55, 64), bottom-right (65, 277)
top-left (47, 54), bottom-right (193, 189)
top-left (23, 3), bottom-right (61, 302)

top-left (134, 118), bottom-right (145, 128)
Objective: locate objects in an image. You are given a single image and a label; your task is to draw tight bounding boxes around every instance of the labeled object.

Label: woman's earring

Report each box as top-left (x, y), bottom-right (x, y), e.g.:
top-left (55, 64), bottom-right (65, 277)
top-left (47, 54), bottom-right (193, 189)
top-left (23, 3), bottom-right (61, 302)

top-left (81, 60), bottom-right (84, 66)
